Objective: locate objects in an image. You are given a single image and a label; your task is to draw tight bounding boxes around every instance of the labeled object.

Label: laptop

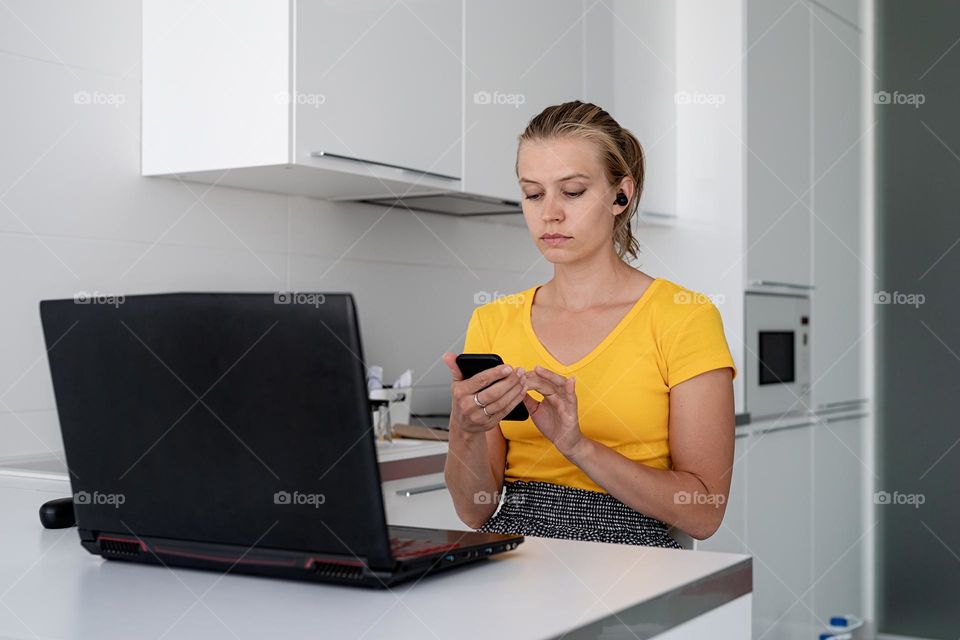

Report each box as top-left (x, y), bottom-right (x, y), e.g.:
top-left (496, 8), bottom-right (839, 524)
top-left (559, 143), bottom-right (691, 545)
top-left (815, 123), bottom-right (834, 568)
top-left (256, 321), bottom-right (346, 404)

top-left (39, 292), bottom-right (522, 588)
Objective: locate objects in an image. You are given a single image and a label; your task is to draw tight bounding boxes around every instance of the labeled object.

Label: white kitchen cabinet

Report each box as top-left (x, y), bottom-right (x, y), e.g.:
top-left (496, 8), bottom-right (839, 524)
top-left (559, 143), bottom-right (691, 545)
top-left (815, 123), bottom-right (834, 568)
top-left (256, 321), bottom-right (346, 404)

top-left (745, 419), bottom-right (816, 639)
top-left (463, 0), bottom-right (585, 202)
top-left (295, 0), bottom-right (462, 180)
top-left (382, 471), bottom-right (470, 532)
top-left (609, 0), bottom-right (677, 220)
top-left (746, 0), bottom-right (813, 289)
top-left (812, 413), bottom-right (866, 624)
top-left (700, 414), bottom-right (867, 637)
top-left (584, 1), bottom-right (614, 114)
top-left (811, 5), bottom-right (865, 408)
top-left (142, 0), bottom-right (506, 209)
top-left (143, 0), bottom-right (617, 213)
top-left (695, 431), bottom-right (749, 554)
top-left (142, 0), bottom-right (460, 199)
top-left (605, 0), bottom-right (743, 225)
top-left (142, 0), bottom-right (291, 176)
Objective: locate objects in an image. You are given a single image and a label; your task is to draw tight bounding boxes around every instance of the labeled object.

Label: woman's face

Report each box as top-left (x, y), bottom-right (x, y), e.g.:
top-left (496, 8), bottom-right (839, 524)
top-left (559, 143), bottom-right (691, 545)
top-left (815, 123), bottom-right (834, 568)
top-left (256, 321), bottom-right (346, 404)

top-left (516, 136), bottom-right (621, 264)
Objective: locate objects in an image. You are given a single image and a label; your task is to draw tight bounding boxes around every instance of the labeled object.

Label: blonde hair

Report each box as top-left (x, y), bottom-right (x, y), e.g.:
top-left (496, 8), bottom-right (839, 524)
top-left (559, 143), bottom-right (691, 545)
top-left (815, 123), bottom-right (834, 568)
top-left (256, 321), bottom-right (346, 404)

top-left (516, 100), bottom-right (644, 262)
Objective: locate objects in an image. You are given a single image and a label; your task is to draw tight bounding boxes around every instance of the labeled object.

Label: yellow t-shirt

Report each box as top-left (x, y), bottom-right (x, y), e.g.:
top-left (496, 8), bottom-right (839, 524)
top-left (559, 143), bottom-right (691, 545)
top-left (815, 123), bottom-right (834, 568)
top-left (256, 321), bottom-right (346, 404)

top-left (462, 278), bottom-right (737, 493)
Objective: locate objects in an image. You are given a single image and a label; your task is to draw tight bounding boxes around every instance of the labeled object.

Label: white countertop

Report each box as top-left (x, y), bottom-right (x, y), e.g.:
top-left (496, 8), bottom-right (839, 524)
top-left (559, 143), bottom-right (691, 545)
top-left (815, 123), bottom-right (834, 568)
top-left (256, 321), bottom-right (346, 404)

top-left (0, 473), bottom-right (750, 640)
top-left (0, 439), bottom-right (449, 476)
top-left (373, 438), bottom-right (448, 463)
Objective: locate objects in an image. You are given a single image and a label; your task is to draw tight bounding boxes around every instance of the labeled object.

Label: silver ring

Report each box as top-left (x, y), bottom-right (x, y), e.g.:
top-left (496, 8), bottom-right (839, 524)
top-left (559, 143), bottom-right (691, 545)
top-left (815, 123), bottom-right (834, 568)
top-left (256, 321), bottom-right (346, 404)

top-left (481, 404), bottom-right (493, 417)
top-left (473, 393), bottom-right (487, 408)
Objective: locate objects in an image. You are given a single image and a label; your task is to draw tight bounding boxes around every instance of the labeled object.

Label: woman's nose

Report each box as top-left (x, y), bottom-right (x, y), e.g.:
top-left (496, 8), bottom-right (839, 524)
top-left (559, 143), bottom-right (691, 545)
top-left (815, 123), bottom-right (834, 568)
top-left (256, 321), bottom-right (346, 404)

top-left (541, 194), bottom-right (564, 222)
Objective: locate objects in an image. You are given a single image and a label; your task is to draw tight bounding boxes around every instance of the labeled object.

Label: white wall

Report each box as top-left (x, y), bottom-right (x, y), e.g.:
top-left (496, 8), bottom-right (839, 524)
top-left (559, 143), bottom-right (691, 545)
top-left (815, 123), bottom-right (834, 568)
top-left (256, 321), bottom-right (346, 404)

top-left (0, 0), bottom-right (745, 459)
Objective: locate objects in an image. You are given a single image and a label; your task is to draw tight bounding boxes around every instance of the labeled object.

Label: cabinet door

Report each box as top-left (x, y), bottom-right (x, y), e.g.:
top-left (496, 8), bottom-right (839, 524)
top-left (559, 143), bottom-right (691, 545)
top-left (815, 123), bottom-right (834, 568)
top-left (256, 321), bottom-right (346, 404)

top-left (811, 5), bottom-right (865, 408)
top-left (382, 472), bottom-right (470, 532)
top-left (142, 0), bottom-right (292, 175)
top-left (746, 0), bottom-right (812, 288)
top-left (295, 0), bottom-right (462, 179)
top-left (746, 421), bottom-right (815, 638)
top-left (696, 431), bottom-right (749, 554)
top-left (812, 415), bottom-right (865, 622)
top-left (609, 0), bottom-right (676, 219)
top-left (463, 0), bottom-right (585, 201)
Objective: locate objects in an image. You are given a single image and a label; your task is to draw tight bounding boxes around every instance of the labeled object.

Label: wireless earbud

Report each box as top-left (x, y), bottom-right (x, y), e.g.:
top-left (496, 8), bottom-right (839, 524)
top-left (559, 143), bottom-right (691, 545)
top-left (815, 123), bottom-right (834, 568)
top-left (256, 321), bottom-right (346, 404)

top-left (614, 192), bottom-right (628, 206)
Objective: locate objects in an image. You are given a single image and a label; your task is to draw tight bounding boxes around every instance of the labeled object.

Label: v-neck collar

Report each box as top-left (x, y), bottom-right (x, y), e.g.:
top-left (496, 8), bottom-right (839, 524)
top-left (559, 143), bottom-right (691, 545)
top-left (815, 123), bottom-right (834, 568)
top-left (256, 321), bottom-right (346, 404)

top-left (522, 278), bottom-right (663, 373)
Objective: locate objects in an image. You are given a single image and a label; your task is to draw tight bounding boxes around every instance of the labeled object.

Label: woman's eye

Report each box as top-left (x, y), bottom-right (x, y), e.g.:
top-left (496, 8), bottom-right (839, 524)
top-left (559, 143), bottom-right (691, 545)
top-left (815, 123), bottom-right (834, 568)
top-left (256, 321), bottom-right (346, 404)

top-left (523, 191), bottom-right (582, 200)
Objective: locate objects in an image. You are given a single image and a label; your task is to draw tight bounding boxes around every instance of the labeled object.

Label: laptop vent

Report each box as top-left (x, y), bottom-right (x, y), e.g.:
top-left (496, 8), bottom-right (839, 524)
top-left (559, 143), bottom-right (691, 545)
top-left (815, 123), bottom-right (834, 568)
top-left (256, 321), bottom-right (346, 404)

top-left (99, 539), bottom-right (143, 557)
top-left (309, 561), bottom-right (364, 581)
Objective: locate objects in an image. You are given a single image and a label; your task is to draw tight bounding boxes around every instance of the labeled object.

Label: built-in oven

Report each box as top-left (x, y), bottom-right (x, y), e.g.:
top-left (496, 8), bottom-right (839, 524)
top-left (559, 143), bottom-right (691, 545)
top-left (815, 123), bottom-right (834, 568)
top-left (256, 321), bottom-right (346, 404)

top-left (745, 292), bottom-right (811, 419)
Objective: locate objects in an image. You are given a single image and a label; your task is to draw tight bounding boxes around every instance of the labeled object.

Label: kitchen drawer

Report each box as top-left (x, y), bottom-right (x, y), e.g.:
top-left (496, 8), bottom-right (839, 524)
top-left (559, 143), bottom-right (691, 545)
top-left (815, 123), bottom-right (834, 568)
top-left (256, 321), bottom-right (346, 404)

top-left (382, 472), bottom-right (470, 532)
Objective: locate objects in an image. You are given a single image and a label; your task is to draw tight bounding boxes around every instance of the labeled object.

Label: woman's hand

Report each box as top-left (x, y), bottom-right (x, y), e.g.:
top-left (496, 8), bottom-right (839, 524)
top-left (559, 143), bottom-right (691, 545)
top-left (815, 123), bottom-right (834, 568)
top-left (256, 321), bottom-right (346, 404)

top-left (442, 352), bottom-right (527, 435)
top-left (521, 365), bottom-right (586, 457)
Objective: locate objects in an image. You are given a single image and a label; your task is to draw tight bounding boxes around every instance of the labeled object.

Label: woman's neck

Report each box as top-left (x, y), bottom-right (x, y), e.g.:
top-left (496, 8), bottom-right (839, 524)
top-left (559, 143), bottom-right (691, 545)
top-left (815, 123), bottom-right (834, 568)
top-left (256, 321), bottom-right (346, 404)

top-left (544, 250), bottom-right (640, 312)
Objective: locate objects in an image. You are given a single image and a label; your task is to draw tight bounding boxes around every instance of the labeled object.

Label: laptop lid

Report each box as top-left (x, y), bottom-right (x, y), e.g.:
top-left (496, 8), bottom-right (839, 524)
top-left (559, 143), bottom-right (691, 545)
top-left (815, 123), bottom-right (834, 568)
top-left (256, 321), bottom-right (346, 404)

top-left (40, 292), bottom-right (394, 569)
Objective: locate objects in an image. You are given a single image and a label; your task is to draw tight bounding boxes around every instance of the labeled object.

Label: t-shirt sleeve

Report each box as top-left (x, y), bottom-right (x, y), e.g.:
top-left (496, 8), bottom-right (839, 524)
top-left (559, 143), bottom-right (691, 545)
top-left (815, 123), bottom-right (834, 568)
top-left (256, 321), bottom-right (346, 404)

top-left (463, 306), bottom-right (491, 354)
top-left (666, 303), bottom-right (738, 389)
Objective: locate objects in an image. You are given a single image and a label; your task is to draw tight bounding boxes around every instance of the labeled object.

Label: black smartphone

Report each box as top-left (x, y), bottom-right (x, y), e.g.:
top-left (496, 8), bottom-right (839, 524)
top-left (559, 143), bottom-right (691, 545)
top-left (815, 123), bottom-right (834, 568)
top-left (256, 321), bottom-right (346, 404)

top-left (455, 353), bottom-right (529, 421)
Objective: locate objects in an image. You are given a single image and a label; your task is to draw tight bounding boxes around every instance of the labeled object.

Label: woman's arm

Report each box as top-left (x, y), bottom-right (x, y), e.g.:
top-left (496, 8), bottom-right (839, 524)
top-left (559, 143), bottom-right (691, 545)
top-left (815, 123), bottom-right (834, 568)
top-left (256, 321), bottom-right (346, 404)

top-left (442, 353), bottom-right (526, 528)
top-left (524, 366), bottom-right (735, 540)
top-left (445, 424), bottom-right (508, 528)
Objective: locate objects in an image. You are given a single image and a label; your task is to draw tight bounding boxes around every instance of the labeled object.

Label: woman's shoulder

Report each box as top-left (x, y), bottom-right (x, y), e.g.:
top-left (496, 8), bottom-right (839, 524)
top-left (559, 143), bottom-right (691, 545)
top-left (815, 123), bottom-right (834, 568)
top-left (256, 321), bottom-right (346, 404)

top-left (646, 279), bottom-right (736, 383)
top-left (647, 278), bottom-right (725, 326)
top-left (470, 286), bottom-right (533, 325)
top-left (466, 287), bottom-right (533, 349)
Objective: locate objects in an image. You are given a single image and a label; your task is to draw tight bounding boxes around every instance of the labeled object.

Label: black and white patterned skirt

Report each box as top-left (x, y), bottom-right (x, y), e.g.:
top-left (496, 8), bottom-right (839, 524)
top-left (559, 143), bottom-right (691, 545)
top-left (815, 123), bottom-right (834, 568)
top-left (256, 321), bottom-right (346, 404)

top-left (476, 479), bottom-right (682, 549)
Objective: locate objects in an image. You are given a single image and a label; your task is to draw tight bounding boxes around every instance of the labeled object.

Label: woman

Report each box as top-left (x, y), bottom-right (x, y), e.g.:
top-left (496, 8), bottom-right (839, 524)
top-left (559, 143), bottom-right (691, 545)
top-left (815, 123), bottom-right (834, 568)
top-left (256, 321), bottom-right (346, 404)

top-left (441, 101), bottom-right (737, 548)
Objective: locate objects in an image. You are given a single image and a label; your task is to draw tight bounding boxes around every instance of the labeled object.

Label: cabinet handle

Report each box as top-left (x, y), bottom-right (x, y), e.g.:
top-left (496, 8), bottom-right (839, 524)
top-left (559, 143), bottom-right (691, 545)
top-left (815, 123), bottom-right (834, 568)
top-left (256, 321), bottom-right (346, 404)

top-left (822, 412), bottom-right (868, 424)
top-left (819, 399), bottom-right (868, 409)
top-left (638, 210), bottom-right (676, 219)
top-left (310, 151), bottom-right (460, 182)
top-left (735, 431), bottom-right (750, 440)
top-left (749, 280), bottom-right (816, 290)
top-left (395, 482), bottom-right (447, 497)
top-left (754, 420), bottom-right (816, 435)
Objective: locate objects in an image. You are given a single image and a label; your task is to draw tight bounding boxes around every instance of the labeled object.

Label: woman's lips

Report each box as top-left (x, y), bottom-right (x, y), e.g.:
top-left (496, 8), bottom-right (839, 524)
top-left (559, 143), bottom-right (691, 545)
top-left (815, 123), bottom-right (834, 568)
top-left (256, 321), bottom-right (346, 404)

top-left (541, 235), bottom-right (570, 246)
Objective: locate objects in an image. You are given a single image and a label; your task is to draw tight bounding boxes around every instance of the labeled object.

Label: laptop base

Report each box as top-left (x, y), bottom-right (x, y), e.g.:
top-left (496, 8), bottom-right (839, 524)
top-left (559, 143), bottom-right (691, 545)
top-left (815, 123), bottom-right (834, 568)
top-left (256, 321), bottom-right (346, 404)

top-left (79, 525), bottom-right (523, 589)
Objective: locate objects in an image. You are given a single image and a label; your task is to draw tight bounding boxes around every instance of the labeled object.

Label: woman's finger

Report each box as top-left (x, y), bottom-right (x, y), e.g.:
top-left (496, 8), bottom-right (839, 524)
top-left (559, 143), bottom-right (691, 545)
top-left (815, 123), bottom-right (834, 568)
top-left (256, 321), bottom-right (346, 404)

top-left (537, 374), bottom-right (577, 411)
top-left (442, 352), bottom-right (464, 381)
top-left (481, 374), bottom-right (528, 417)
top-left (478, 368), bottom-right (525, 406)
top-left (460, 363), bottom-right (516, 395)
top-left (523, 371), bottom-right (561, 396)
top-left (521, 393), bottom-right (540, 416)
top-left (533, 365), bottom-right (568, 387)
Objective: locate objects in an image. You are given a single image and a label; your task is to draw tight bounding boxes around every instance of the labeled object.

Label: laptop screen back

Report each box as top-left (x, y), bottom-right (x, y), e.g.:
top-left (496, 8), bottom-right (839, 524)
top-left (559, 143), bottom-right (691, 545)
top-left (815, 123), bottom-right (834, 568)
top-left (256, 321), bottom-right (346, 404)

top-left (40, 292), bottom-right (392, 567)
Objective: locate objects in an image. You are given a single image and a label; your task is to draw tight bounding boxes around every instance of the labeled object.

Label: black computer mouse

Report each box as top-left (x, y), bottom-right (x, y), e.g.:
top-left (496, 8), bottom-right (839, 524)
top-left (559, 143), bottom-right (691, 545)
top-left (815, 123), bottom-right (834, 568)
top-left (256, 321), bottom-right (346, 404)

top-left (39, 496), bottom-right (76, 529)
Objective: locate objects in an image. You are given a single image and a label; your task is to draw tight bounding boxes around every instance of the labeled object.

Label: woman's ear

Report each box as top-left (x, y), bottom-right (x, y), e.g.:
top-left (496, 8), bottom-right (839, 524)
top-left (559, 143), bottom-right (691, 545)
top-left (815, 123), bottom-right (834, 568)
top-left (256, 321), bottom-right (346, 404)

top-left (613, 176), bottom-right (635, 215)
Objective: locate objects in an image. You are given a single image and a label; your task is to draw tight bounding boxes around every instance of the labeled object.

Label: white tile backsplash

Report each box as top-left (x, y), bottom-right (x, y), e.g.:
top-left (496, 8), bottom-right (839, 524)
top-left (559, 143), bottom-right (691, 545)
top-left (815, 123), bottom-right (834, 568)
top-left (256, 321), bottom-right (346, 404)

top-left (0, 55), bottom-right (290, 254)
top-left (288, 253), bottom-right (550, 411)
top-left (0, 410), bottom-right (64, 462)
top-left (0, 234), bottom-right (290, 416)
top-left (0, 0), bottom-right (141, 79)
top-left (288, 196), bottom-right (543, 273)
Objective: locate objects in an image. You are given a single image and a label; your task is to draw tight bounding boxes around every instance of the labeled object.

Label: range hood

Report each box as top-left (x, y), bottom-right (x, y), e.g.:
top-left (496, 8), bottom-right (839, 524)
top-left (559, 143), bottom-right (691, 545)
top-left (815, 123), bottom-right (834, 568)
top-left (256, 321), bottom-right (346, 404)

top-left (358, 192), bottom-right (521, 216)
top-left (310, 151), bottom-right (522, 216)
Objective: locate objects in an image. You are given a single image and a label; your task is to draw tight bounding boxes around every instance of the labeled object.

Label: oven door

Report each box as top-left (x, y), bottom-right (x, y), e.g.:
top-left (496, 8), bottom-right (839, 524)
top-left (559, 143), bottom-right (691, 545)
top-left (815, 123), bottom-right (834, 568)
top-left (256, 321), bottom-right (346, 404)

top-left (745, 293), bottom-right (811, 419)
